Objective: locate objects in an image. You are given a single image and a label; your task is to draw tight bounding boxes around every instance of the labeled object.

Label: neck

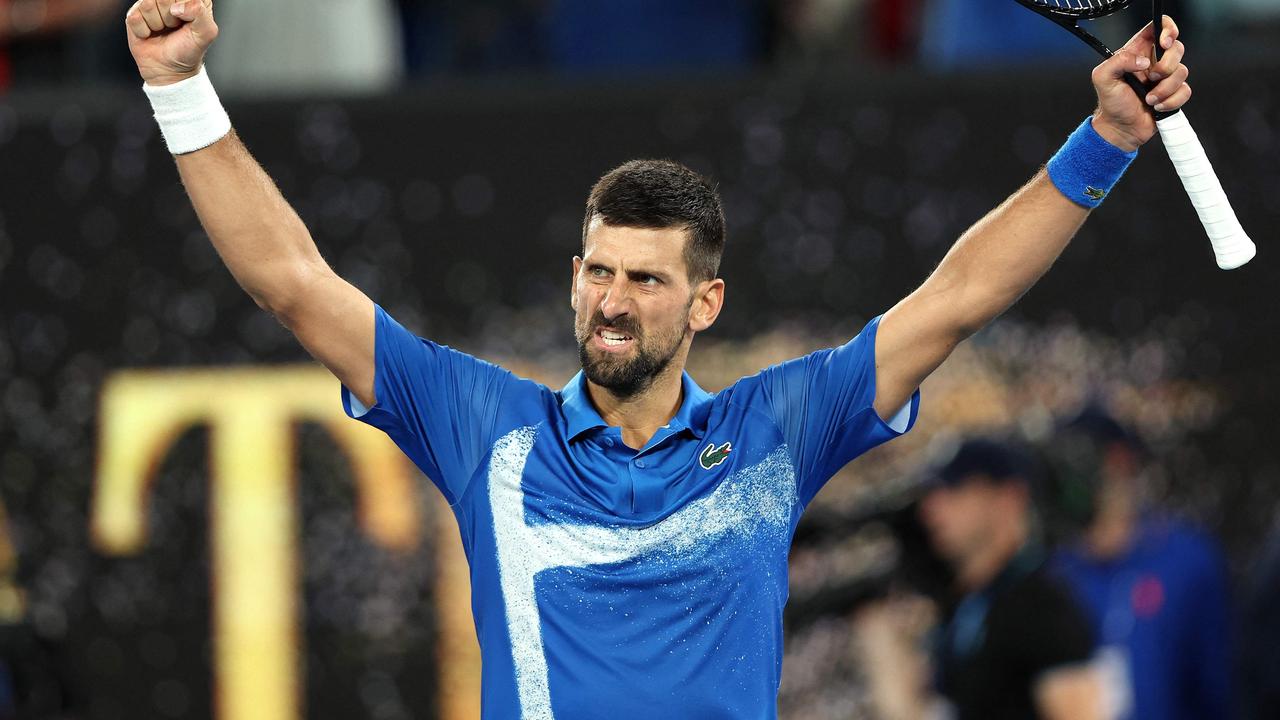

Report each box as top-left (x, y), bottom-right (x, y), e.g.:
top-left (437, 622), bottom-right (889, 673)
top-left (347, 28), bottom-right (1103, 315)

top-left (1085, 503), bottom-right (1137, 559)
top-left (957, 521), bottom-right (1027, 592)
top-left (587, 363), bottom-right (685, 450)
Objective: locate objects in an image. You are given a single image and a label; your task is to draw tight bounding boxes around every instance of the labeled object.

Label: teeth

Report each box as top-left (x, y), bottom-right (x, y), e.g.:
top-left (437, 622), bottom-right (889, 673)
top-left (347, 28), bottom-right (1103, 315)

top-left (600, 331), bottom-right (630, 345)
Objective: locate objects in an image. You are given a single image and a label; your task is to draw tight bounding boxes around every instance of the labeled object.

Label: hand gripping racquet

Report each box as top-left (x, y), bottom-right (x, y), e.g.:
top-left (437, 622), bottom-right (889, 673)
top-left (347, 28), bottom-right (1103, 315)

top-left (1015, 0), bottom-right (1256, 270)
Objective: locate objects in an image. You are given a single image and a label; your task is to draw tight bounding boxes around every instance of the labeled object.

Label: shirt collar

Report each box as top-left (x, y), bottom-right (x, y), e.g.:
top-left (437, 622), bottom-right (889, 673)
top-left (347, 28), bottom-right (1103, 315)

top-left (560, 370), bottom-right (712, 442)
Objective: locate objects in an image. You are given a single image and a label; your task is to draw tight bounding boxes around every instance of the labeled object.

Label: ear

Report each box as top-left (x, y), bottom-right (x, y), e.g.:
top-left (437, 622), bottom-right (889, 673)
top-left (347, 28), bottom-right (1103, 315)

top-left (570, 256), bottom-right (583, 311)
top-left (688, 278), bottom-right (725, 333)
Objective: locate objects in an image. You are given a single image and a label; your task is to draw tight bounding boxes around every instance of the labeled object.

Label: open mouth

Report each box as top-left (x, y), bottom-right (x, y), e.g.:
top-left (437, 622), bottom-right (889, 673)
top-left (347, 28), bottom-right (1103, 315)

top-left (595, 328), bottom-right (635, 350)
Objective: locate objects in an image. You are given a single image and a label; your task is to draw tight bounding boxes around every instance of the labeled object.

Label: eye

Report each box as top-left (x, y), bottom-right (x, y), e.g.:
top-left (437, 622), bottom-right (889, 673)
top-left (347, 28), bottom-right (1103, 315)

top-left (637, 275), bottom-right (659, 286)
top-left (588, 266), bottom-right (611, 279)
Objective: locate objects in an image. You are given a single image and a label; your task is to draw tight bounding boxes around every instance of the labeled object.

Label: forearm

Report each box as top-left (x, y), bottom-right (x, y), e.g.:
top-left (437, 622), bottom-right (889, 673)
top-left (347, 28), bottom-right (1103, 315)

top-left (924, 170), bottom-right (1088, 338)
top-left (873, 26), bottom-right (1188, 417)
top-left (174, 131), bottom-right (330, 316)
top-left (873, 165), bottom-right (1095, 418)
top-left (131, 1), bottom-right (377, 401)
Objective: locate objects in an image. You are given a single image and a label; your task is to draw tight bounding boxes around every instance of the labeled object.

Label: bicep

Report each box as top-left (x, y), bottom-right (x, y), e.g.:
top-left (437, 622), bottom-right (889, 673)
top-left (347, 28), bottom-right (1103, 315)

top-left (874, 281), bottom-right (968, 419)
top-left (1034, 664), bottom-right (1105, 720)
top-left (274, 262), bottom-right (377, 407)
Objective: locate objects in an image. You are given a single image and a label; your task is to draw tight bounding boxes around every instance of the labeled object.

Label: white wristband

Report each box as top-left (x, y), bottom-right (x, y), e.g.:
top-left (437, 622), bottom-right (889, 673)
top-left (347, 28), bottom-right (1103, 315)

top-left (142, 65), bottom-right (232, 155)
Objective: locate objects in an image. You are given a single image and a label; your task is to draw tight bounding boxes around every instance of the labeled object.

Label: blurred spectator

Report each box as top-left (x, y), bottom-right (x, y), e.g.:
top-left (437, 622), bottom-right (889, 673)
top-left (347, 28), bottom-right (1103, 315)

top-left (916, 439), bottom-right (1101, 720)
top-left (917, 0), bottom-right (1099, 69)
top-left (868, 0), bottom-right (922, 61)
top-left (2, 0), bottom-right (1276, 89)
top-left (1048, 409), bottom-right (1232, 720)
top-left (397, 0), bottom-right (769, 78)
top-left (207, 0), bottom-right (404, 96)
top-left (0, 0), bottom-right (120, 91)
top-left (773, 0), bottom-right (922, 64)
top-left (544, 0), bottom-right (768, 73)
top-left (397, 0), bottom-right (549, 75)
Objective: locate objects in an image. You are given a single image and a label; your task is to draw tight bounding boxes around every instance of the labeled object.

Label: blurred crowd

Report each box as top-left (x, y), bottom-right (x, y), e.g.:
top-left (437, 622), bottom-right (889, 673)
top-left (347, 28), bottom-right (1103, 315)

top-left (3, 0), bottom-right (1280, 94)
top-left (768, 315), bottom-right (1271, 720)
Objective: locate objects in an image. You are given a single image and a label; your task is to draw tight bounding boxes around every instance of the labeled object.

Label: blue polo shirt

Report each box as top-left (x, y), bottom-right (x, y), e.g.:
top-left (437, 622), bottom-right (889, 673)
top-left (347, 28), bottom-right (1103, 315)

top-left (343, 305), bottom-right (919, 719)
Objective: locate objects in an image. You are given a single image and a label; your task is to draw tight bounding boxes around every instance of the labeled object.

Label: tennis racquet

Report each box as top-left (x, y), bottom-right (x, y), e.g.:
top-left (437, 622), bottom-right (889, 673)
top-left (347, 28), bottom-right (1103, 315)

top-left (1015, 0), bottom-right (1256, 270)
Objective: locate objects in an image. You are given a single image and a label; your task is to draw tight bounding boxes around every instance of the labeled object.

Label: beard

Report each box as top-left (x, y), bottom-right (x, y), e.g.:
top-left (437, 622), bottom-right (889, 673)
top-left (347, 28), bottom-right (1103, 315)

top-left (575, 308), bottom-right (687, 399)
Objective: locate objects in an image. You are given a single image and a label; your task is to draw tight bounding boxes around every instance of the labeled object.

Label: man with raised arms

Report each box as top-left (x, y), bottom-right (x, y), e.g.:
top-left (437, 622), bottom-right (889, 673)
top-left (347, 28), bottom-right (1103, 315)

top-left (125, 1), bottom-right (1192, 717)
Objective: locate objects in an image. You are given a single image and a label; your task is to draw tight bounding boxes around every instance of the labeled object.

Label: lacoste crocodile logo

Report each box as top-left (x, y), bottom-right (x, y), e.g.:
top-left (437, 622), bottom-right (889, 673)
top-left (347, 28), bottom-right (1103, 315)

top-left (1085, 186), bottom-right (1108, 201)
top-left (699, 441), bottom-right (732, 470)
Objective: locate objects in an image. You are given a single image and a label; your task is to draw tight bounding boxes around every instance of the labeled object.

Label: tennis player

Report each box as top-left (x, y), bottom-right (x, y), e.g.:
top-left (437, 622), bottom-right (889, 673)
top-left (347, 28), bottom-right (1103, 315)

top-left (125, 1), bottom-right (1193, 717)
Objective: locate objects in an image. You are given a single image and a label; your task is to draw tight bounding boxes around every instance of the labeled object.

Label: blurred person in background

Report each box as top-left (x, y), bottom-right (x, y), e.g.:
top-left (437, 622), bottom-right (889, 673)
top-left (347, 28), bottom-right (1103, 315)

top-left (772, 0), bottom-right (922, 65)
top-left (0, 0), bottom-right (119, 91)
top-left (395, 0), bottom-right (769, 78)
top-left (205, 0), bottom-right (403, 96)
top-left (543, 0), bottom-right (768, 73)
top-left (915, 438), bottom-right (1102, 720)
top-left (916, 0), bottom-right (1094, 70)
top-left (916, 0), bottom-right (1202, 70)
top-left (1048, 409), bottom-right (1231, 720)
top-left (866, 0), bottom-right (922, 62)
top-left (396, 0), bottom-right (550, 76)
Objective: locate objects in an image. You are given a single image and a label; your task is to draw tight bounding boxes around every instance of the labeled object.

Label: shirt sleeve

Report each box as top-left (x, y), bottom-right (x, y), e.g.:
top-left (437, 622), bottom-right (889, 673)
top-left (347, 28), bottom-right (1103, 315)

top-left (341, 305), bottom-right (515, 504)
top-left (755, 315), bottom-right (920, 505)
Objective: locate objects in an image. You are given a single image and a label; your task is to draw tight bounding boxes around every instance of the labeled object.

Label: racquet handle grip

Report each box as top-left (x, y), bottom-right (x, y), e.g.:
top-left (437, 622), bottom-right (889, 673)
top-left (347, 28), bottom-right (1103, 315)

top-left (1155, 111), bottom-right (1256, 270)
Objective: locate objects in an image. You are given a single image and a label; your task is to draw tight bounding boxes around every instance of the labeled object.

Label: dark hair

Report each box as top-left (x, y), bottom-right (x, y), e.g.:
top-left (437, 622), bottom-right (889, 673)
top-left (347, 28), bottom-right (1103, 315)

top-left (582, 159), bottom-right (726, 283)
top-left (1058, 406), bottom-right (1145, 457)
top-left (933, 438), bottom-right (1038, 489)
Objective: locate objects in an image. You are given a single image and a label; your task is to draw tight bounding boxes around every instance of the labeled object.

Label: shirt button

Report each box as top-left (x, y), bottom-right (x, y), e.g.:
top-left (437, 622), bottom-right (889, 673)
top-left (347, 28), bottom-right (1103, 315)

top-left (634, 459), bottom-right (646, 468)
top-left (603, 437), bottom-right (614, 447)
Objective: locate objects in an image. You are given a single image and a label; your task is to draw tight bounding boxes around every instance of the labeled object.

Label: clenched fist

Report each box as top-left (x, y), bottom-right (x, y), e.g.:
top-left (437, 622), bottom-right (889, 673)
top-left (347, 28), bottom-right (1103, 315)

top-left (125, 0), bottom-right (218, 86)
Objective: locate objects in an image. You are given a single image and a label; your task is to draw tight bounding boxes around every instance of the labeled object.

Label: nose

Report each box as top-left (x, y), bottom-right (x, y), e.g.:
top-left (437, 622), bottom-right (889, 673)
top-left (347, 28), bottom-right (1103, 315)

top-left (599, 277), bottom-right (633, 320)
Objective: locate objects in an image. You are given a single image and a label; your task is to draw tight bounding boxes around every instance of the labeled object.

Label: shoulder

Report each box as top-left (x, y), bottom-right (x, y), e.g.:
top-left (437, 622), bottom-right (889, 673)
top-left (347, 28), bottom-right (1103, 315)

top-left (1007, 566), bottom-right (1082, 609)
top-left (719, 324), bottom-right (875, 400)
top-left (684, 379), bottom-right (771, 439)
top-left (1159, 518), bottom-right (1228, 584)
top-left (727, 315), bottom-right (885, 390)
top-left (1049, 545), bottom-right (1090, 577)
top-left (989, 566), bottom-right (1095, 656)
top-left (1141, 515), bottom-right (1224, 565)
top-left (994, 565), bottom-right (1092, 638)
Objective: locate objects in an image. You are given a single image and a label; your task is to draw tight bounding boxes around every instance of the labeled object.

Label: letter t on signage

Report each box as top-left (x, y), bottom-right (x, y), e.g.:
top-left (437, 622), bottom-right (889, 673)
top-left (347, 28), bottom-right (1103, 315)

top-left (89, 367), bottom-right (479, 720)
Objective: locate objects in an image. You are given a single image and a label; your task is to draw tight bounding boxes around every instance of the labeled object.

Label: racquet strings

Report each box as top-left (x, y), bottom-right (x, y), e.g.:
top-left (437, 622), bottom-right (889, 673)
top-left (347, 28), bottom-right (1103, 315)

top-left (1023, 0), bottom-right (1130, 19)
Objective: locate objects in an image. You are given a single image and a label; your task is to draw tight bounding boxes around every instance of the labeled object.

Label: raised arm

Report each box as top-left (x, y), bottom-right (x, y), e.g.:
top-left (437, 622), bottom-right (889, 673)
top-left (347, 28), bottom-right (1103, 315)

top-left (872, 18), bottom-right (1191, 419)
top-left (125, 0), bottom-right (376, 406)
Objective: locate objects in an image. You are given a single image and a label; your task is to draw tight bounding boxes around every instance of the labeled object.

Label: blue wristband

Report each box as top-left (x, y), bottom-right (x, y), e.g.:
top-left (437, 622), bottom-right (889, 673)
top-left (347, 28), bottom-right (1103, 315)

top-left (1046, 117), bottom-right (1138, 209)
